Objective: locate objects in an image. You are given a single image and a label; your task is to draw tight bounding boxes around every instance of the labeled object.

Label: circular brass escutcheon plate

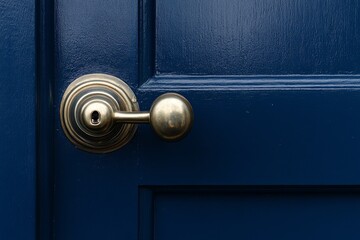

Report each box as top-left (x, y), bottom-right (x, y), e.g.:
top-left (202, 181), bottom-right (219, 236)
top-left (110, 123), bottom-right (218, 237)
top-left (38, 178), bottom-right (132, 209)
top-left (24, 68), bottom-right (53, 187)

top-left (60, 74), bottom-right (139, 153)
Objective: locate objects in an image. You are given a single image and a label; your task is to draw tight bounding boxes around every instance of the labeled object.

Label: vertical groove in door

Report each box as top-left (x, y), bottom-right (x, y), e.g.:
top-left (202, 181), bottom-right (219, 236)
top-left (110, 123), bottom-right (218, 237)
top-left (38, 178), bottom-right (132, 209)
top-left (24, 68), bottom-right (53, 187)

top-left (36, 0), bottom-right (55, 239)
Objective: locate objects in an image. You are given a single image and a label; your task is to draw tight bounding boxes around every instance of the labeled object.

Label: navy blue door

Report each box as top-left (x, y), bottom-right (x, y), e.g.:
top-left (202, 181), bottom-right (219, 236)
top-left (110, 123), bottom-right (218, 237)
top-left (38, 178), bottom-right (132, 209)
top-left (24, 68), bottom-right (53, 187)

top-left (0, 1), bottom-right (36, 239)
top-left (50, 0), bottom-right (360, 240)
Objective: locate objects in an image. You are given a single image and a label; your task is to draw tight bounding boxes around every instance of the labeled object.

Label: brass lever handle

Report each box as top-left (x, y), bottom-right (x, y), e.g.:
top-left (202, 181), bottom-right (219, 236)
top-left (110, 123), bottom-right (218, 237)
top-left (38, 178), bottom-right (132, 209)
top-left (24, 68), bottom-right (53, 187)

top-left (83, 93), bottom-right (193, 141)
top-left (114, 93), bottom-right (193, 140)
top-left (60, 74), bottom-right (193, 153)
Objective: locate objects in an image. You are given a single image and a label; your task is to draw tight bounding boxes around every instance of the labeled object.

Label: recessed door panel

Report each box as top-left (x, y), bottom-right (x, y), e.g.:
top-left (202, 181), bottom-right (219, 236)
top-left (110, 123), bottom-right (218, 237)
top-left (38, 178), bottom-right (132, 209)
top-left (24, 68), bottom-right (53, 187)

top-left (156, 0), bottom-right (360, 75)
top-left (149, 188), bottom-right (360, 240)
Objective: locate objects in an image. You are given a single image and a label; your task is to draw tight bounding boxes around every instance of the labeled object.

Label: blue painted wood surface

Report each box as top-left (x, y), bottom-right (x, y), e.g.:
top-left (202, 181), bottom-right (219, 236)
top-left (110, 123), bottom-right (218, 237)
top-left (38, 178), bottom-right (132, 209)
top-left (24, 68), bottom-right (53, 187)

top-left (153, 188), bottom-right (360, 240)
top-left (0, 0), bottom-right (36, 239)
top-left (52, 0), bottom-right (360, 239)
top-left (156, 0), bottom-right (360, 75)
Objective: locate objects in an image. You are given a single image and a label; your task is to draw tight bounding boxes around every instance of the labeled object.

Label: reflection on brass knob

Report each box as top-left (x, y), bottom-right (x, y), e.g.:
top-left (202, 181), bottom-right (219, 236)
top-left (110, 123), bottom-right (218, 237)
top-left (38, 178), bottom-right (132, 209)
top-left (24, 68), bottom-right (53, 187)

top-left (150, 93), bottom-right (193, 141)
top-left (60, 74), bottom-right (193, 153)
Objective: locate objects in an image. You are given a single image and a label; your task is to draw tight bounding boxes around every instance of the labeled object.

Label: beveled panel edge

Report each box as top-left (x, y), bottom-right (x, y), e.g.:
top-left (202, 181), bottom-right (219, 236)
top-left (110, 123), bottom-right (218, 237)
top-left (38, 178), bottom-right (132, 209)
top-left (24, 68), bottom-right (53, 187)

top-left (139, 75), bottom-right (360, 91)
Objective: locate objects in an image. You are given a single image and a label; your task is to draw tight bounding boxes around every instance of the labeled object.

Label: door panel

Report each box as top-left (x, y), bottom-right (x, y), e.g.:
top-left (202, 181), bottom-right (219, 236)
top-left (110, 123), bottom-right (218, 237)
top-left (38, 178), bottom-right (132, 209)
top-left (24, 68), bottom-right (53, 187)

top-left (151, 188), bottom-right (360, 240)
top-left (156, 0), bottom-right (360, 75)
top-left (53, 0), bottom-right (360, 240)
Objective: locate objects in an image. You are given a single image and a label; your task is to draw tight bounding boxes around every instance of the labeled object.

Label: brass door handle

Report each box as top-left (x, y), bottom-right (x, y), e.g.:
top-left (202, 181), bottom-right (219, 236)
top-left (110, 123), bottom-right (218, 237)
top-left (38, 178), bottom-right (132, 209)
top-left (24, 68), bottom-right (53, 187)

top-left (60, 74), bottom-right (193, 153)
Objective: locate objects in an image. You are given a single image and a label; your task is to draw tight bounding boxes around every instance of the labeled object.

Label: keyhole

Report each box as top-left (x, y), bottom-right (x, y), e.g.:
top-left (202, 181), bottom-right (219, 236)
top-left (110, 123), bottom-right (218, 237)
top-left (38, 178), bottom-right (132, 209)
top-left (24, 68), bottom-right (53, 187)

top-left (91, 111), bottom-right (100, 125)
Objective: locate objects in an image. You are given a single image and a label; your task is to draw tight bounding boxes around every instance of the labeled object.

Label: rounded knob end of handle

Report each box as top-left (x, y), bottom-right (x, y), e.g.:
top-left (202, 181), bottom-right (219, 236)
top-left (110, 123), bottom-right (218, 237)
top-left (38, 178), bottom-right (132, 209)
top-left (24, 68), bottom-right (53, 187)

top-left (150, 93), bottom-right (193, 141)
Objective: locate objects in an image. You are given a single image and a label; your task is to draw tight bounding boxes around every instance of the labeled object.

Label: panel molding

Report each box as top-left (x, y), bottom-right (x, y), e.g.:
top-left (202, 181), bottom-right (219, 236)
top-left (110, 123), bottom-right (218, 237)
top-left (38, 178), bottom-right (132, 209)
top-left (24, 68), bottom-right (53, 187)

top-left (139, 75), bottom-right (360, 91)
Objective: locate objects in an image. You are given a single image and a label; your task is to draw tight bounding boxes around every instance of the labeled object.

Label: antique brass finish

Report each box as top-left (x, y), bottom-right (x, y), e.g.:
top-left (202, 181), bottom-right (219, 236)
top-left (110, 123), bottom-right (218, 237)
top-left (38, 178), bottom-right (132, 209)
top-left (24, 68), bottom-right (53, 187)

top-left (60, 74), bottom-right (193, 153)
top-left (113, 93), bottom-right (193, 141)
top-left (149, 93), bottom-right (193, 141)
top-left (60, 74), bottom-right (139, 153)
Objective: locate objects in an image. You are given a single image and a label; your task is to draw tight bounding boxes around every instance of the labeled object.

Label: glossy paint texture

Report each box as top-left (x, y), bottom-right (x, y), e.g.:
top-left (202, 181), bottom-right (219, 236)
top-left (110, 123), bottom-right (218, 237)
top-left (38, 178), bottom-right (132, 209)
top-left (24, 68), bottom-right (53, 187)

top-left (53, 0), bottom-right (360, 240)
top-left (0, 0), bottom-right (36, 239)
top-left (156, 0), bottom-right (360, 75)
top-left (54, 1), bottom-right (139, 239)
